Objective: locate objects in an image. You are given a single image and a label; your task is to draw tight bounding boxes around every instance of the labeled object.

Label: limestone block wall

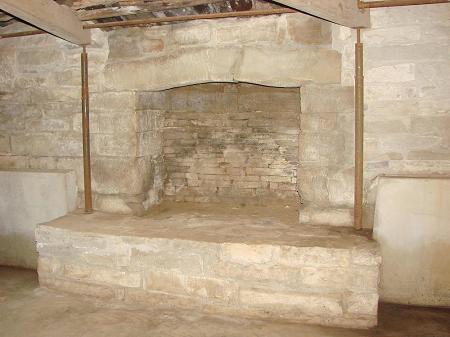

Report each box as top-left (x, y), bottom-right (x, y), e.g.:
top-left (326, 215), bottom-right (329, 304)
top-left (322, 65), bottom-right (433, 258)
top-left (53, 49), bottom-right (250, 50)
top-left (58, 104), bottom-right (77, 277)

top-left (0, 30), bottom-right (107, 208)
top-left (101, 14), bottom-right (350, 211)
top-left (333, 4), bottom-right (450, 227)
top-left (298, 84), bottom-right (355, 226)
top-left (1, 13), bottom-right (344, 215)
top-left (103, 14), bottom-right (339, 90)
top-left (0, 29), bottom-right (164, 215)
top-left (2, 7), bottom-right (447, 222)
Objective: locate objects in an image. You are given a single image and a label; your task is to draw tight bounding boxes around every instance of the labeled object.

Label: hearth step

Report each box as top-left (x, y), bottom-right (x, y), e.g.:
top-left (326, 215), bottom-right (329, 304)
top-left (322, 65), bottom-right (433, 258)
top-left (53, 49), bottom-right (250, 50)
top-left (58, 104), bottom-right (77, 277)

top-left (36, 209), bottom-right (381, 329)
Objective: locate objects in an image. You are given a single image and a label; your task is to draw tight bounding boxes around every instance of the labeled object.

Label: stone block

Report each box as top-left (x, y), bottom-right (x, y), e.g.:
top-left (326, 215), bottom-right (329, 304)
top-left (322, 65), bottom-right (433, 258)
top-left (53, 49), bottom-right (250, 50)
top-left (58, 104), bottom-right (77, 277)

top-left (301, 85), bottom-right (354, 113)
top-left (91, 133), bottom-right (137, 157)
top-left (299, 207), bottom-right (353, 227)
top-left (131, 246), bottom-right (205, 275)
top-left (141, 39), bottom-right (164, 53)
top-left (40, 277), bottom-right (116, 299)
top-left (299, 132), bottom-right (346, 165)
top-left (238, 91), bottom-right (300, 113)
top-left (11, 133), bottom-right (82, 157)
top-left (64, 263), bottom-right (91, 279)
top-left (90, 92), bottom-right (135, 113)
top-left (297, 166), bottom-right (329, 204)
top-left (236, 47), bottom-right (341, 86)
top-left (221, 243), bottom-right (279, 265)
top-left (351, 266), bottom-right (380, 292)
top-left (300, 113), bottom-right (337, 131)
top-left (37, 256), bottom-right (63, 275)
top-left (0, 155), bottom-right (29, 168)
top-left (94, 194), bottom-right (134, 214)
top-left (90, 268), bottom-right (141, 288)
top-left (351, 247), bottom-right (382, 266)
top-left (240, 289), bottom-right (343, 317)
top-left (104, 48), bottom-right (238, 91)
top-left (17, 49), bottom-right (64, 67)
top-left (0, 134), bottom-right (11, 153)
top-left (54, 68), bottom-right (81, 87)
top-left (108, 30), bottom-right (142, 59)
top-left (0, 50), bottom-right (15, 92)
top-left (136, 91), bottom-right (169, 111)
top-left (238, 18), bottom-right (278, 43)
top-left (144, 269), bottom-right (186, 294)
top-left (216, 25), bottom-right (241, 44)
top-left (92, 157), bottom-right (152, 195)
top-left (411, 115), bottom-right (450, 138)
top-left (280, 247), bottom-right (351, 268)
top-left (344, 293), bottom-right (379, 316)
top-left (365, 119), bottom-right (408, 135)
top-left (327, 170), bottom-right (354, 207)
top-left (366, 63), bottom-right (415, 83)
top-left (286, 14), bottom-right (331, 45)
top-left (144, 270), bottom-right (237, 302)
top-left (173, 23), bottom-right (211, 45)
top-left (363, 26), bottom-right (421, 47)
top-left (186, 276), bottom-right (238, 302)
top-left (300, 266), bottom-right (349, 288)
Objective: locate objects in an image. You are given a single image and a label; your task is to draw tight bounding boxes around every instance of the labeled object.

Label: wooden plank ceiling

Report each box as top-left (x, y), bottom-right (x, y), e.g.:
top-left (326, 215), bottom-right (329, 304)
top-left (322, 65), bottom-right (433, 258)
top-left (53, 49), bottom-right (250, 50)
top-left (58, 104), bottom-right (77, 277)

top-left (0, 0), bottom-right (90, 44)
top-left (0, 0), bottom-right (283, 29)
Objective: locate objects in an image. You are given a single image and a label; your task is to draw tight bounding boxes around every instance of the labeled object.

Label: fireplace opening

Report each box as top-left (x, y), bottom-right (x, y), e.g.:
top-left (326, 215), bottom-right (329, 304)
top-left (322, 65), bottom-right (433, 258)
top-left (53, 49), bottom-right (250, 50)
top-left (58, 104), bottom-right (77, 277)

top-left (137, 82), bottom-right (302, 215)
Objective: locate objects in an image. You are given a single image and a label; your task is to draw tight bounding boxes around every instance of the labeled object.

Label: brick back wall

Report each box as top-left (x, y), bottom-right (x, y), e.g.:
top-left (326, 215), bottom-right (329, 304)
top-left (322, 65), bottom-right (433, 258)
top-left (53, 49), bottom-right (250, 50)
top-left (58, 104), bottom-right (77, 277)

top-left (155, 83), bottom-right (301, 205)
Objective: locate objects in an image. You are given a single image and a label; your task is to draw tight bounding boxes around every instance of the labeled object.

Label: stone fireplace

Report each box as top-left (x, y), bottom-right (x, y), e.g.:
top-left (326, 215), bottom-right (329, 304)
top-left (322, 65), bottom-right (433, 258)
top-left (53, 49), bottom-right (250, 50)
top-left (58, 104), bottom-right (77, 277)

top-left (0, 13), bottom-right (357, 225)
top-left (2, 12), bottom-right (381, 330)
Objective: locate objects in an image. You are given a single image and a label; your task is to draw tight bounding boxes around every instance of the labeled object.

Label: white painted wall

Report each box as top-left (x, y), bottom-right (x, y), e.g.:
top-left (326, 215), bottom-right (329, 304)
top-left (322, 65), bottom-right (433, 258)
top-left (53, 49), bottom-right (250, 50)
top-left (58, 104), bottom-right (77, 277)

top-left (374, 175), bottom-right (450, 306)
top-left (0, 169), bottom-right (77, 268)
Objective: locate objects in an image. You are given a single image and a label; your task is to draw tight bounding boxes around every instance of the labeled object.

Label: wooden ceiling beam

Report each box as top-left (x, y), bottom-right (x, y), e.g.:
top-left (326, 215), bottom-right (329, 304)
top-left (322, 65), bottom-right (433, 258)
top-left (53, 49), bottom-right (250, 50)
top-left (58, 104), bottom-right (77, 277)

top-left (270, 0), bottom-right (370, 28)
top-left (77, 0), bottom-right (227, 21)
top-left (0, 12), bottom-right (12, 21)
top-left (0, 0), bottom-right (91, 44)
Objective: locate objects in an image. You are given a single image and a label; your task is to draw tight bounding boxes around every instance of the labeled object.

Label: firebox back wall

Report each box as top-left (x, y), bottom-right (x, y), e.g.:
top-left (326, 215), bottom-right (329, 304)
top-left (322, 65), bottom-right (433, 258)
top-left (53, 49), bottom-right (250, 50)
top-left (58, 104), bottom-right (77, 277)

top-left (139, 83), bottom-right (301, 205)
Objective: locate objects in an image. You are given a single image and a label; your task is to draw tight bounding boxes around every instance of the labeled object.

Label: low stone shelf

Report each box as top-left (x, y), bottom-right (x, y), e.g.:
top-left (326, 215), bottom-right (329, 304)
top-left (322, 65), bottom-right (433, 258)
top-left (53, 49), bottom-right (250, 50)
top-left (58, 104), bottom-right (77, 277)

top-left (36, 203), bottom-right (381, 329)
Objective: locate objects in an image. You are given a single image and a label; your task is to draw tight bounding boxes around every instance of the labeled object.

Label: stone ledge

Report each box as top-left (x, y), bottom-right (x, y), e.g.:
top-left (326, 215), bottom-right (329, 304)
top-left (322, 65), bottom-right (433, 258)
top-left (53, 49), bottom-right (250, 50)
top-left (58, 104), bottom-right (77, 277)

top-left (36, 207), bottom-right (380, 329)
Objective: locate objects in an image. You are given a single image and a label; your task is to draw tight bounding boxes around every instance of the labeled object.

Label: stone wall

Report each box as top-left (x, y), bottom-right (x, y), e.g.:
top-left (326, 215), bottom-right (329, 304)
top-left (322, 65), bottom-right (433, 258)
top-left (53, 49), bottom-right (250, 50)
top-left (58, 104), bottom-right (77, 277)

top-left (104, 14), bottom-right (338, 90)
top-left (0, 13), bottom-right (343, 216)
top-left (298, 84), bottom-right (355, 226)
top-left (0, 28), bottom-right (165, 215)
top-left (333, 3), bottom-right (450, 227)
top-left (1, 5), bottom-right (449, 225)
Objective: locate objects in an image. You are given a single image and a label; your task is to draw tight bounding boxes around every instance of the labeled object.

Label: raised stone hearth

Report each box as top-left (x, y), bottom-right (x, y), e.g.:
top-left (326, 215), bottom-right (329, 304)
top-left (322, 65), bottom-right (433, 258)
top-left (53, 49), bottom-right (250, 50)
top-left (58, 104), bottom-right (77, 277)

top-left (36, 203), bottom-right (381, 329)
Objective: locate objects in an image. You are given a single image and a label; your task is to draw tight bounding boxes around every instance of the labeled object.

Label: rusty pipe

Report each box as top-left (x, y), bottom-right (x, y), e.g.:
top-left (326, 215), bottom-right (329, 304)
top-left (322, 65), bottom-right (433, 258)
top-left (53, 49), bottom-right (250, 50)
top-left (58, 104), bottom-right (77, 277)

top-left (0, 8), bottom-right (295, 39)
top-left (358, 0), bottom-right (449, 8)
top-left (354, 28), bottom-right (364, 230)
top-left (0, 30), bottom-right (46, 39)
top-left (84, 8), bottom-right (295, 29)
top-left (81, 46), bottom-right (93, 213)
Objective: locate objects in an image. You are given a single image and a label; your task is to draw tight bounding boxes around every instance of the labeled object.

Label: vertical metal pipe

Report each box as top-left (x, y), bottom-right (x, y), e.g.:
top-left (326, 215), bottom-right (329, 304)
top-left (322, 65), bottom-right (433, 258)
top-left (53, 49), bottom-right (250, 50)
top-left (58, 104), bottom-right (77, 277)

top-left (81, 46), bottom-right (93, 213)
top-left (354, 29), bottom-right (364, 230)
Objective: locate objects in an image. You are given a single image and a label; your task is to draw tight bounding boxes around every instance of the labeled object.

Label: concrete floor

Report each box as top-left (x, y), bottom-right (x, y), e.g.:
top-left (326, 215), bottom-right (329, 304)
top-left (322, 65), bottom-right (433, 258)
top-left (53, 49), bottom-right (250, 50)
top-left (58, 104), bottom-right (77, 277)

top-left (1, 267), bottom-right (449, 337)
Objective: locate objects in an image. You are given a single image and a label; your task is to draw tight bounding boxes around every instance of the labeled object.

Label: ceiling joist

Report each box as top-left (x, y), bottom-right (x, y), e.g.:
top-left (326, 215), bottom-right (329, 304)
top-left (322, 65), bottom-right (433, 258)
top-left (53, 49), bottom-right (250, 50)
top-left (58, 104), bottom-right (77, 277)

top-left (270, 0), bottom-right (370, 28)
top-left (77, 0), bottom-right (227, 21)
top-left (0, 0), bottom-right (91, 44)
